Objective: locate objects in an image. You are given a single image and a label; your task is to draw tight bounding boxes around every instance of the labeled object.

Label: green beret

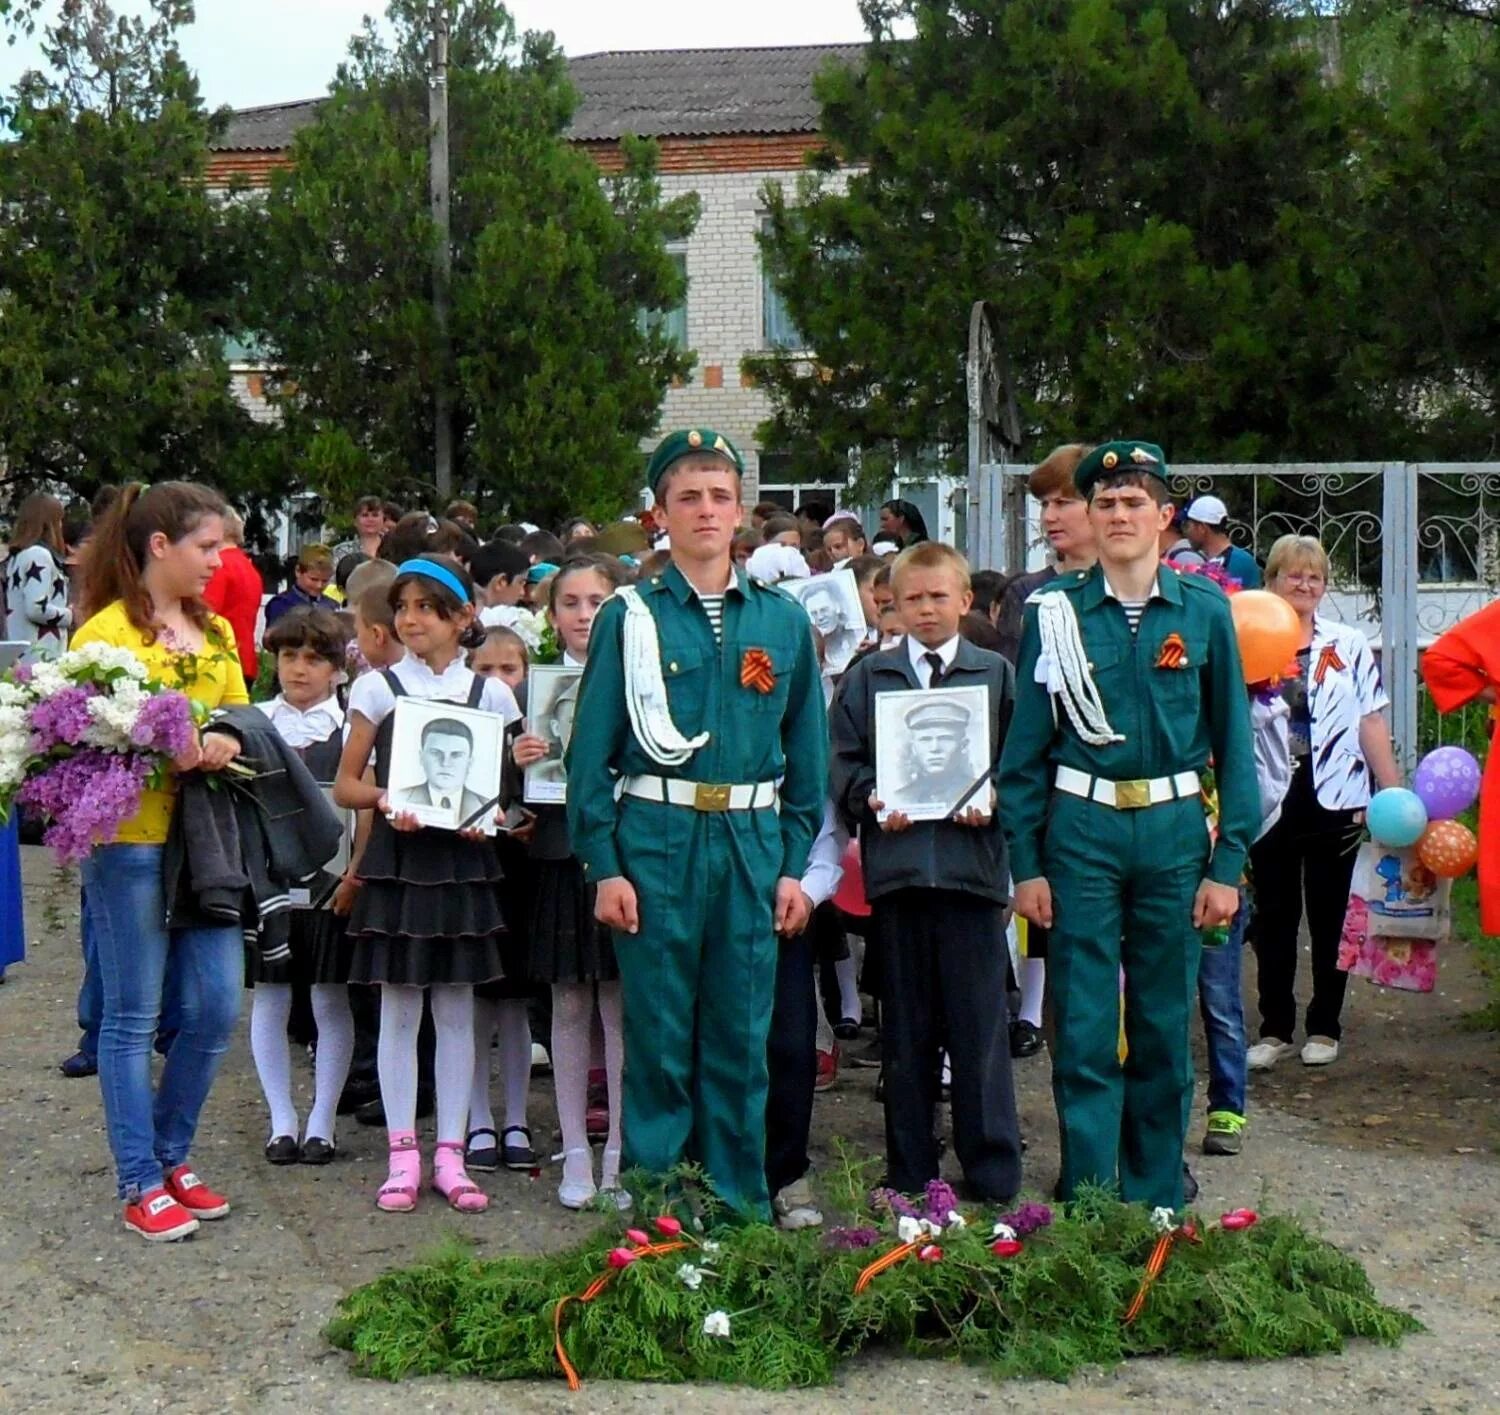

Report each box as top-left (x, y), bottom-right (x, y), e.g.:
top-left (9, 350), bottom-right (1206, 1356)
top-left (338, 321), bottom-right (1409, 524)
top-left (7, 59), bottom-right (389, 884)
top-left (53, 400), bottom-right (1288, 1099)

top-left (647, 428), bottom-right (744, 495)
top-left (1074, 440), bottom-right (1170, 498)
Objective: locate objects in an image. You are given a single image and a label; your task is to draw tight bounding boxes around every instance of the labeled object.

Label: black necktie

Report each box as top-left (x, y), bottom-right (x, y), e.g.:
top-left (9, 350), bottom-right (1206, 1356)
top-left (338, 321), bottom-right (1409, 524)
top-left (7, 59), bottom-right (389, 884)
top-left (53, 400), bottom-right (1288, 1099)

top-left (924, 652), bottom-right (945, 687)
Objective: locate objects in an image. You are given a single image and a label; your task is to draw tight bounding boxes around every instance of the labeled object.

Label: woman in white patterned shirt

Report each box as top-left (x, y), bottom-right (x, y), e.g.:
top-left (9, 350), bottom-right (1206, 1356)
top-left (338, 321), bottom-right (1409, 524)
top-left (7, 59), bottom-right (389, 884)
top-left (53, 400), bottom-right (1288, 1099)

top-left (1247, 535), bottom-right (1400, 1072)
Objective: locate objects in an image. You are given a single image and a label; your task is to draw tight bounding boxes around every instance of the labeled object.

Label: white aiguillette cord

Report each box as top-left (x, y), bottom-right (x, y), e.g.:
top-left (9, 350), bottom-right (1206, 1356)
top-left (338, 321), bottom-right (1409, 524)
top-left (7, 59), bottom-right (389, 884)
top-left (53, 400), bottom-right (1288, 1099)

top-left (618, 585), bottom-right (710, 767)
top-left (1032, 591), bottom-right (1125, 747)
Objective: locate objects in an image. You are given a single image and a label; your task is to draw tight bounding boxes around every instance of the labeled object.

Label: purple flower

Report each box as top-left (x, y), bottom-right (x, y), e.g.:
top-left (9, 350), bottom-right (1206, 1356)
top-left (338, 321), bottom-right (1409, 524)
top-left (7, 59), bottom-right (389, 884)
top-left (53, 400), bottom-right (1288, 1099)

top-left (17, 750), bottom-right (151, 863)
top-left (996, 1202), bottom-right (1054, 1238)
top-left (27, 685), bottom-right (97, 749)
top-left (921, 1179), bottom-right (961, 1226)
top-left (825, 1226), bottom-right (880, 1251)
top-left (870, 1187), bottom-right (919, 1220)
top-left (11, 663), bottom-right (33, 683)
top-left (130, 690), bottom-right (196, 757)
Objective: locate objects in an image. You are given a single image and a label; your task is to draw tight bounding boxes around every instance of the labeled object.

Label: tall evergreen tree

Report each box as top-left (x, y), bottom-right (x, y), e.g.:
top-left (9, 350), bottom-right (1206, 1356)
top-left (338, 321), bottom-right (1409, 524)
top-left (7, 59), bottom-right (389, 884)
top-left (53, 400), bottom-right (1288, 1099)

top-left (246, 0), bottom-right (699, 524)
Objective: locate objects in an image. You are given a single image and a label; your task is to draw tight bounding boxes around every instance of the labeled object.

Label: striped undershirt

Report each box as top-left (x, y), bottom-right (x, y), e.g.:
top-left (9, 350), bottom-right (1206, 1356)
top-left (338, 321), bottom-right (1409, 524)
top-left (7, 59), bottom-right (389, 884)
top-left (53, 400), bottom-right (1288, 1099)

top-left (696, 592), bottom-right (726, 643)
top-left (1119, 599), bottom-right (1148, 634)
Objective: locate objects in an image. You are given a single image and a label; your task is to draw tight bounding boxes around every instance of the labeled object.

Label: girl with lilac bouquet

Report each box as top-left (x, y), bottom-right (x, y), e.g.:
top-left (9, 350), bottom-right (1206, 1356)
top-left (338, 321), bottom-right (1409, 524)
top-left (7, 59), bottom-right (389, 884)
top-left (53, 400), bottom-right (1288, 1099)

top-left (67, 482), bottom-right (251, 1244)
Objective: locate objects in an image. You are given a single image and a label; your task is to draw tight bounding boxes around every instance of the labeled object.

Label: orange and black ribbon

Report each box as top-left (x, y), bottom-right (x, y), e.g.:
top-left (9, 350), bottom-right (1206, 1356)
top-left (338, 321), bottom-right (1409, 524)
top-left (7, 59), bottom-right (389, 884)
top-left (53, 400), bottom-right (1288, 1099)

top-left (1155, 632), bottom-right (1189, 670)
top-left (1123, 1224), bottom-right (1202, 1324)
top-left (1314, 644), bottom-right (1345, 685)
top-left (740, 647), bottom-right (775, 695)
top-left (853, 1240), bottom-right (919, 1294)
top-left (554, 1240), bottom-right (690, 1390)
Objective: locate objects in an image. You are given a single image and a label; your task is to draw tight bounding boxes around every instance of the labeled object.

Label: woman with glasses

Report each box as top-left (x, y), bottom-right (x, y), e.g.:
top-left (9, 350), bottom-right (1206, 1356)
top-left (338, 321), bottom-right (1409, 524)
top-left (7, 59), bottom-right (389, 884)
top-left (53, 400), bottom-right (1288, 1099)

top-left (1247, 534), bottom-right (1400, 1071)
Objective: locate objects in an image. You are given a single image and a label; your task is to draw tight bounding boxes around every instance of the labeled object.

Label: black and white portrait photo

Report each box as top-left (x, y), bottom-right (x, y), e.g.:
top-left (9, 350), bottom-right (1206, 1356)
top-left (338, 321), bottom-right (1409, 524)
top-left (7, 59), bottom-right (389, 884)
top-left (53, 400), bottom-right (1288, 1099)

top-left (875, 685), bottom-right (990, 822)
top-left (784, 568), bottom-right (865, 674)
top-left (523, 664), bottom-right (583, 805)
top-left (388, 697), bottom-right (503, 833)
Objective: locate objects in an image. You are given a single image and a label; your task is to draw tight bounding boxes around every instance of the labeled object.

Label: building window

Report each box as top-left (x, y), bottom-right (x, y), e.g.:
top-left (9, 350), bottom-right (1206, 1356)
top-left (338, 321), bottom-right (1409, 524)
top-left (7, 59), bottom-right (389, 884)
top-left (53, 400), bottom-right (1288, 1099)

top-left (758, 453), bottom-right (846, 514)
top-left (639, 249), bottom-right (688, 350)
top-left (761, 220), bottom-right (806, 351)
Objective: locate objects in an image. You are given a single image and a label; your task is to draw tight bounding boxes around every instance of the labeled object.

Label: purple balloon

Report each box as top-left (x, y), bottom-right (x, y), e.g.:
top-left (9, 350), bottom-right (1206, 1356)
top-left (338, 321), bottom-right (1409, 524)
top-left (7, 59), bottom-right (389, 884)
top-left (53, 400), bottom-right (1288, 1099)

top-left (1412, 746), bottom-right (1482, 821)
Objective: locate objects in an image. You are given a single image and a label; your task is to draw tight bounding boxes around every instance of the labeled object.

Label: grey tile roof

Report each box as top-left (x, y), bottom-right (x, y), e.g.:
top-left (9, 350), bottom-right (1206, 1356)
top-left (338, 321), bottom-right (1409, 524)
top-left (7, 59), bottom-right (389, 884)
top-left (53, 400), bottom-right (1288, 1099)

top-left (211, 43), bottom-right (863, 151)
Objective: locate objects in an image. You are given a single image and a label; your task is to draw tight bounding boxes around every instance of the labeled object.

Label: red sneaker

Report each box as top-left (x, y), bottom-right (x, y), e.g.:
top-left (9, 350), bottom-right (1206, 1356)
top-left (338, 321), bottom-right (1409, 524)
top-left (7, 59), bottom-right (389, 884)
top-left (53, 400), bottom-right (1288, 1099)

top-left (123, 1187), bottom-right (200, 1243)
top-left (585, 1105), bottom-right (609, 1142)
top-left (165, 1164), bottom-right (230, 1220)
top-left (815, 1045), bottom-right (840, 1092)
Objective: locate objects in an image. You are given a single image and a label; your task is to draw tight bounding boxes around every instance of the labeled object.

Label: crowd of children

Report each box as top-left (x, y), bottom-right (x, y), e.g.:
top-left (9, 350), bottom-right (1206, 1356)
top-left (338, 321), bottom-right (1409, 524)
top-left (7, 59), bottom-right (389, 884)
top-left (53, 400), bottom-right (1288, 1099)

top-left (25, 426), bottom-right (1350, 1242)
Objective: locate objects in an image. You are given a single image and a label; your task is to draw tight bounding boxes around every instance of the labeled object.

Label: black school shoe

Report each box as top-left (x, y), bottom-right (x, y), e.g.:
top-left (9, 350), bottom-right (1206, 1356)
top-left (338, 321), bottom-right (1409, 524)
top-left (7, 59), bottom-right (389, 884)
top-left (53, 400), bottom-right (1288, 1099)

top-left (60, 1051), bottom-right (98, 1079)
top-left (833, 1017), bottom-right (862, 1041)
top-left (299, 1138), bottom-right (336, 1165)
top-left (337, 1075), bottom-right (381, 1115)
top-left (265, 1136), bottom-right (300, 1165)
top-left (501, 1125), bottom-right (537, 1171)
top-left (1009, 1020), bottom-right (1044, 1058)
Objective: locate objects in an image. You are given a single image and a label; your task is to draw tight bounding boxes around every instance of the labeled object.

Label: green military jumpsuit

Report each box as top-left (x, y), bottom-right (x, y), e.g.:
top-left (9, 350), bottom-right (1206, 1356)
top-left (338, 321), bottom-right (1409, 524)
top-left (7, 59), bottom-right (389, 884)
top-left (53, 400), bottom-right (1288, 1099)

top-left (1000, 561), bottom-right (1259, 1210)
top-left (567, 560), bottom-right (828, 1219)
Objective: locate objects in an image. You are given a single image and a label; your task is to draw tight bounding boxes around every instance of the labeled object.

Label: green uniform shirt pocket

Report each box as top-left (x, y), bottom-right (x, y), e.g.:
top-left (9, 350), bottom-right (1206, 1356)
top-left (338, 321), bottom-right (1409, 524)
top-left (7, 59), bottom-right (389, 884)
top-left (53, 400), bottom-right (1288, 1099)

top-left (661, 643), bottom-right (713, 738)
top-left (736, 641), bottom-right (795, 715)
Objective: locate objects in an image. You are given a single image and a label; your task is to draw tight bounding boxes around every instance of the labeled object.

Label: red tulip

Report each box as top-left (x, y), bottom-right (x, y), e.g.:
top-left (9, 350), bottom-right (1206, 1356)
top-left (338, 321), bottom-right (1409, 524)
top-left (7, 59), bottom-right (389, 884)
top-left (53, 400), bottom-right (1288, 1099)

top-left (1220, 1209), bottom-right (1258, 1231)
top-left (606, 1247), bottom-right (638, 1268)
top-left (1180, 1220), bottom-right (1200, 1241)
top-left (990, 1238), bottom-right (1023, 1259)
top-left (654, 1215), bottom-right (683, 1237)
top-left (625, 1228), bottom-right (651, 1247)
top-left (918, 1244), bottom-right (943, 1262)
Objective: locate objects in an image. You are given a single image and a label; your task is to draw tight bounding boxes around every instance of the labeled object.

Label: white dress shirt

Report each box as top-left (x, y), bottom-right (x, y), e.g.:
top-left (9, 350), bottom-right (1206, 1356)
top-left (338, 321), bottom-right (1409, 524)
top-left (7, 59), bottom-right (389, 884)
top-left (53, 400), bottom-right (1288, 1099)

top-left (256, 694), bottom-right (346, 750)
top-left (800, 800), bottom-right (850, 907)
top-left (907, 633), bottom-right (961, 688)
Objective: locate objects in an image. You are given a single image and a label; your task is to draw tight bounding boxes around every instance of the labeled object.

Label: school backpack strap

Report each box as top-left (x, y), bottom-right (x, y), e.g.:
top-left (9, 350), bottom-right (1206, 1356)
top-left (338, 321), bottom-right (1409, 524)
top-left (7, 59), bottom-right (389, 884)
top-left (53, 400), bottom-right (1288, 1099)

top-left (382, 667), bottom-right (406, 698)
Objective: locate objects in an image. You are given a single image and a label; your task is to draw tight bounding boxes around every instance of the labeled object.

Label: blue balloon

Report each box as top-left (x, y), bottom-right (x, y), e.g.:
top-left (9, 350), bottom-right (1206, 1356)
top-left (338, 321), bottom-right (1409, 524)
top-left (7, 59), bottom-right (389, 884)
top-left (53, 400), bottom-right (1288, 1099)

top-left (1366, 787), bottom-right (1429, 848)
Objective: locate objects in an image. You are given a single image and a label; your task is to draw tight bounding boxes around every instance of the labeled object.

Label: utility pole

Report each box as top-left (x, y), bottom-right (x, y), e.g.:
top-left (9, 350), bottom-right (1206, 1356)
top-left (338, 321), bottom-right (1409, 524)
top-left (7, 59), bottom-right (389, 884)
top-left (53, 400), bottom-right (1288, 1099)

top-left (429, 4), bottom-right (454, 499)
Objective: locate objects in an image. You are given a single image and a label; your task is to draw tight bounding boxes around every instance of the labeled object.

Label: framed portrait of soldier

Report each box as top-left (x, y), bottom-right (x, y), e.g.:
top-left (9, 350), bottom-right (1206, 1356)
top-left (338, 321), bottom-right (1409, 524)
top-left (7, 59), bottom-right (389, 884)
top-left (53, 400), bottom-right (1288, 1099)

top-left (783, 568), bottom-right (865, 674)
top-left (388, 697), bottom-right (503, 833)
top-left (523, 664), bottom-right (584, 805)
top-left (874, 685), bottom-right (990, 823)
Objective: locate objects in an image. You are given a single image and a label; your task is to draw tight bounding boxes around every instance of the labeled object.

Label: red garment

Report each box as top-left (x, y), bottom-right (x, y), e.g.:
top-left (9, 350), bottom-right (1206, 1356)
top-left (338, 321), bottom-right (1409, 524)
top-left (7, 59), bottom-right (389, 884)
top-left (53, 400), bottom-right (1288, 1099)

top-left (1421, 601), bottom-right (1500, 935)
top-left (204, 545), bottom-right (264, 682)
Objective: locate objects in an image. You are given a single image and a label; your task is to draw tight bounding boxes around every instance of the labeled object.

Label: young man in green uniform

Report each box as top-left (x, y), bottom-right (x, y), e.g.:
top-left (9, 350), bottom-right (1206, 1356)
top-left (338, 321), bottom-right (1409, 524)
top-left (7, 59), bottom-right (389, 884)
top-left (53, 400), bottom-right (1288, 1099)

top-left (999, 440), bottom-right (1258, 1211)
top-left (566, 429), bottom-right (828, 1220)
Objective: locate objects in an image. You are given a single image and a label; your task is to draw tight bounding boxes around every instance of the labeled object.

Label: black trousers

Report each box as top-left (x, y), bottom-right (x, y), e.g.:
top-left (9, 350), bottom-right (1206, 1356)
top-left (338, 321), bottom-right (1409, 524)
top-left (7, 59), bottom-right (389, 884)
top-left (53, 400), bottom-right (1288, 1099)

top-left (1248, 765), bottom-right (1363, 1042)
top-left (764, 930), bottom-right (818, 1198)
top-left (873, 889), bottom-right (1021, 1201)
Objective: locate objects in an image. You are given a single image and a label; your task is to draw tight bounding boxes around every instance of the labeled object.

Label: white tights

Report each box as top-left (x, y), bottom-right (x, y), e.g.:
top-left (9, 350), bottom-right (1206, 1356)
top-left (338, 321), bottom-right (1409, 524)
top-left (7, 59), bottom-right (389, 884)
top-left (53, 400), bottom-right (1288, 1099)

top-left (378, 984), bottom-right (474, 1144)
top-left (469, 996), bottom-right (532, 1138)
top-left (249, 982), bottom-right (355, 1144)
top-left (551, 980), bottom-right (623, 1190)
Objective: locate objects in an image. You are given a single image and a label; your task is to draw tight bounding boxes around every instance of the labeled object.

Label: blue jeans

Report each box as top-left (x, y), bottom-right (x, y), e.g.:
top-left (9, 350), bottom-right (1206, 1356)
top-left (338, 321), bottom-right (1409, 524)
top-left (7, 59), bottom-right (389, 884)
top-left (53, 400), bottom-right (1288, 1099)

top-left (77, 889), bottom-right (182, 1063)
top-left (1197, 889), bottom-right (1249, 1117)
top-left (81, 845), bottom-right (243, 1199)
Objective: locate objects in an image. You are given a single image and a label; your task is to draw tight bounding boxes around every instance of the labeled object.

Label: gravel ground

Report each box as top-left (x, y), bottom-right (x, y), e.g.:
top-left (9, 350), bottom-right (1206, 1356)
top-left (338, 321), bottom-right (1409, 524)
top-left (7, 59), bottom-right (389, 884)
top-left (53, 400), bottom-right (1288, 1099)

top-left (1, 846), bottom-right (1497, 1413)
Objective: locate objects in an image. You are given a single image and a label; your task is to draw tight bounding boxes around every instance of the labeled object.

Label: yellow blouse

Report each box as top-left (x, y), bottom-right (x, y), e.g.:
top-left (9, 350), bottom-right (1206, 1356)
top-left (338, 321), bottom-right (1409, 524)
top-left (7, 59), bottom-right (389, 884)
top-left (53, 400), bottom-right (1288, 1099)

top-left (71, 601), bottom-right (250, 845)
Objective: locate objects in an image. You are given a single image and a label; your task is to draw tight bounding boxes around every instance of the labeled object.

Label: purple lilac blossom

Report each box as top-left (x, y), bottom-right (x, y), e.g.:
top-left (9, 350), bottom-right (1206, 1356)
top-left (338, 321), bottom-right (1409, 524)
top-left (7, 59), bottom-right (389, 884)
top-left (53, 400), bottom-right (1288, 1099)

top-left (11, 663), bottom-right (33, 683)
top-left (996, 1202), bottom-right (1054, 1238)
top-left (27, 685), bottom-right (98, 749)
top-left (17, 750), bottom-right (151, 863)
top-left (824, 1226), bottom-right (880, 1252)
top-left (869, 1188), bottom-right (919, 1220)
top-left (130, 690), bottom-right (196, 756)
top-left (921, 1179), bottom-right (961, 1225)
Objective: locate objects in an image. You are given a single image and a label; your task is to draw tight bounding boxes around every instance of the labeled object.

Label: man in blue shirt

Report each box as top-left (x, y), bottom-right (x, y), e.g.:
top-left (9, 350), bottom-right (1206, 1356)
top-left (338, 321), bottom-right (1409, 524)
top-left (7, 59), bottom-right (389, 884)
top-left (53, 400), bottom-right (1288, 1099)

top-left (1183, 496), bottom-right (1263, 588)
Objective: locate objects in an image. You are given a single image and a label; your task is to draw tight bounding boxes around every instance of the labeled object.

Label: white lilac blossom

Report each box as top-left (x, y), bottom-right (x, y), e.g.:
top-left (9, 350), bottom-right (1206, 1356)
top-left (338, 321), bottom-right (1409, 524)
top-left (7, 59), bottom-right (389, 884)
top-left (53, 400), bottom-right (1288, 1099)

top-left (702, 1311), bottom-right (731, 1339)
top-left (1151, 1207), bottom-right (1177, 1234)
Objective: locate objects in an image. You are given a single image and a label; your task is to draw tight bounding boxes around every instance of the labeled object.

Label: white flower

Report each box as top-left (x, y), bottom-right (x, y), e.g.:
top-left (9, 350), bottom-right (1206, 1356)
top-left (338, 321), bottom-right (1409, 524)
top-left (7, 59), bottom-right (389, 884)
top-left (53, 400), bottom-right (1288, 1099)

top-left (1151, 1207), bottom-right (1176, 1234)
top-left (0, 682), bottom-right (31, 707)
top-left (990, 1222), bottom-right (1017, 1242)
top-left (945, 1211), bottom-right (967, 1231)
top-left (701, 1310), bottom-right (731, 1339)
top-left (897, 1216), bottom-right (922, 1245)
top-left (675, 1263), bottom-right (705, 1291)
top-left (699, 1240), bottom-right (721, 1256)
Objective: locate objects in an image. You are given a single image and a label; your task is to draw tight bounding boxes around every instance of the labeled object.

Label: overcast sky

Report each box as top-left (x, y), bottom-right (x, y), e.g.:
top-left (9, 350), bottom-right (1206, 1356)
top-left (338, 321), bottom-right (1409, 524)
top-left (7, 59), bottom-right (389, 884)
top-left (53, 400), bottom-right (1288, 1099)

top-left (0, 1), bottom-right (872, 109)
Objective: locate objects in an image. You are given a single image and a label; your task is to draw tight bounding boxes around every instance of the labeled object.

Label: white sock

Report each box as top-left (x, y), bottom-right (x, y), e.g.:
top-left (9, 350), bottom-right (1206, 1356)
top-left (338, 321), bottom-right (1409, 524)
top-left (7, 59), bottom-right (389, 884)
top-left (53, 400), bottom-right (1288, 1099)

top-left (377, 985), bottom-right (424, 1134)
top-left (469, 995), bottom-right (500, 1137)
top-left (834, 954), bottom-right (862, 1023)
top-left (430, 984), bottom-right (476, 1148)
top-left (596, 982), bottom-right (624, 1187)
top-left (496, 999), bottom-right (532, 1135)
top-left (250, 983), bottom-right (298, 1141)
top-left (305, 983), bottom-right (355, 1145)
top-left (551, 982), bottom-right (595, 1189)
top-left (1019, 957), bottom-right (1046, 1029)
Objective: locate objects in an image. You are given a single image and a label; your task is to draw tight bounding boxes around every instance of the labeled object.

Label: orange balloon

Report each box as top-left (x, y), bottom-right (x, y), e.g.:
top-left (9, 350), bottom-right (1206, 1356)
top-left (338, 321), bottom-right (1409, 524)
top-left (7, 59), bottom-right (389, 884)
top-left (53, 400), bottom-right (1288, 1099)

top-left (1230, 590), bottom-right (1302, 685)
top-left (1416, 820), bottom-right (1478, 879)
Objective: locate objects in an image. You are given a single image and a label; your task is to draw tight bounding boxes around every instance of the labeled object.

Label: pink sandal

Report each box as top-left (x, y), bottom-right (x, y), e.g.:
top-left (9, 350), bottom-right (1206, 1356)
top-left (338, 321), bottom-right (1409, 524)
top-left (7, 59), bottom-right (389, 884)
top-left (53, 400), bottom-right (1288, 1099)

top-left (377, 1133), bottom-right (421, 1213)
top-left (432, 1140), bottom-right (489, 1213)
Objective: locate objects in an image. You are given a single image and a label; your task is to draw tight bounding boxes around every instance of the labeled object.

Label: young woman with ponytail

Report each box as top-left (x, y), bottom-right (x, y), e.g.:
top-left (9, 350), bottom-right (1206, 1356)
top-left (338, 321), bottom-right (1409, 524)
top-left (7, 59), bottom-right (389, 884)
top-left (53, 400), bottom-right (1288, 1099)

top-left (71, 481), bottom-right (251, 1242)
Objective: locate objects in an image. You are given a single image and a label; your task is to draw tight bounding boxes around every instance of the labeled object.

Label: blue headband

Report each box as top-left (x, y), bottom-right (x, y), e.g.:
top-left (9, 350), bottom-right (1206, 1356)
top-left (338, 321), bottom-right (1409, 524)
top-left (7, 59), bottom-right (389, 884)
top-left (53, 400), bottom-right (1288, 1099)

top-left (394, 559), bottom-right (471, 605)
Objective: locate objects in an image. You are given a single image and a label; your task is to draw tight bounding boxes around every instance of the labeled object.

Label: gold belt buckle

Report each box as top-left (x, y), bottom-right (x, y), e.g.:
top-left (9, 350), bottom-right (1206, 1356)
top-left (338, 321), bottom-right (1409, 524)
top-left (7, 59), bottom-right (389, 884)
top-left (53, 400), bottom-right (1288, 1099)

top-left (693, 782), bottom-right (732, 812)
top-left (1113, 779), bottom-right (1151, 810)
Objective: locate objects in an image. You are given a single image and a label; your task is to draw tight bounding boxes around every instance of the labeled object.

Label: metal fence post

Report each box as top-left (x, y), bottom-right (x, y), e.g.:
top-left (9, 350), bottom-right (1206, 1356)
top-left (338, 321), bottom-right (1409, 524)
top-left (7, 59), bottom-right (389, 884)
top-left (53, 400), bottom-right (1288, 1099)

top-left (1381, 462), bottom-right (1419, 772)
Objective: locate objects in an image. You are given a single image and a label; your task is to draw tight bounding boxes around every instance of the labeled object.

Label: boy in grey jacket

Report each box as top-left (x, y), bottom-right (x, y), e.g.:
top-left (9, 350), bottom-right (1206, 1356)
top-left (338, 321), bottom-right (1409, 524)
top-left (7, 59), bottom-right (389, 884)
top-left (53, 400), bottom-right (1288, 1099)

top-left (830, 542), bottom-right (1022, 1202)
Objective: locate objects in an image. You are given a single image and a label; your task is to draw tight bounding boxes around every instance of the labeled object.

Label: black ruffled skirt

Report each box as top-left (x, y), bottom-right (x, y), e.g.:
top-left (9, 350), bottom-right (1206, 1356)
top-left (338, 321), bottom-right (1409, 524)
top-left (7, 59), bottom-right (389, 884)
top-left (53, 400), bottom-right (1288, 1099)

top-left (527, 856), bottom-right (618, 984)
top-left (347, 814), bottom-right (506, 987)
top-left (246, 906), bottom-right (354, 988)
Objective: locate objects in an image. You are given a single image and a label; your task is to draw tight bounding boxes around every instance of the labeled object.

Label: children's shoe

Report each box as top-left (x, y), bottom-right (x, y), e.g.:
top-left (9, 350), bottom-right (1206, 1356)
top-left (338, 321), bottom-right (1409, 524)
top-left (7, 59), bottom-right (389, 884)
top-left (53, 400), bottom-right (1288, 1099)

top-left (465, 1127), bottom-right (500, 1173)
top-left (1246, 1038), bottom-right (1296, 1071)
top-left (833, 1017), bottom-right (861, 1041)
top-left (1301, 1036), bottom-right (1340, 1066)
top-left (264, 1135), bottom-right (300, 1166)
top-left (557, 1148), bottom-right (597, 1210)
top-left (1202, 1110), bottom-right (1246, 1156)
top-left (585, 1106), bottom-right (609, 1142)
top-left (60, 1050), bottom-right (98, 1079)
top-left (123, 1187), bottom-right (199, 1243)
top-left (164, 1164), bottom-right (229, 1220)
top-left (846, 1036), bottom-right (882, 1069)
top-left (814, 1045), bottom-right (839, 1092)
top-left (1009, 1019), bottom-right (1044, 1058)
top-left (500, 1125), bottom-right (537, 1171)
top-left (773, 1177), bottom-right (823, 1230)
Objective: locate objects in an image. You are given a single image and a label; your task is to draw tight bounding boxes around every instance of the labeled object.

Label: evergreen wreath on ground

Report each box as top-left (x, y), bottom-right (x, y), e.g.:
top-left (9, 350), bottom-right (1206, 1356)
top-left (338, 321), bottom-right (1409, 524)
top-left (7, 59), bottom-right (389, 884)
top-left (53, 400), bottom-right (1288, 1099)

top-left (326, 1156), bottom-right (1420, 1388)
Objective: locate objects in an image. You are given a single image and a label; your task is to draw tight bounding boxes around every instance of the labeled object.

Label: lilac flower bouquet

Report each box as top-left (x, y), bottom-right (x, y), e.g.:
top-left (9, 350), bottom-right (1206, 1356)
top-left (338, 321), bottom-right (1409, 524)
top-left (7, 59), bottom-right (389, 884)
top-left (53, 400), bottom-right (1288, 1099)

top-left (0, 643), bottom-right (199, 862)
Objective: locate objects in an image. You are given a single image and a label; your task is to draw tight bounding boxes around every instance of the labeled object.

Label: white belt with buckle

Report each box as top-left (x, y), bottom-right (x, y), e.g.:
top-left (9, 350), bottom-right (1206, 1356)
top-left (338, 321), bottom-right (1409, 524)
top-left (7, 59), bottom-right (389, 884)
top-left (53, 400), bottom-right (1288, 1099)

top-left (622, 774), bottom-right (779, 813)
top-left (1054, 765), bottom-right (1201, 810)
